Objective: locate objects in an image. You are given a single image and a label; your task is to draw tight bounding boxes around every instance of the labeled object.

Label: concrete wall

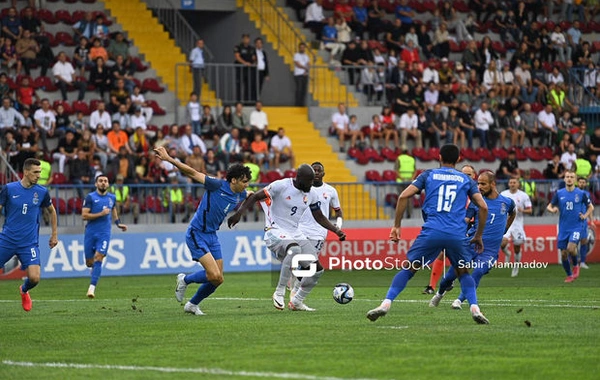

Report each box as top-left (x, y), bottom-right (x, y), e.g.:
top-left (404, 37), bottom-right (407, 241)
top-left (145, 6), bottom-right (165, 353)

top-left (181, 10), bottom-right (296, 106)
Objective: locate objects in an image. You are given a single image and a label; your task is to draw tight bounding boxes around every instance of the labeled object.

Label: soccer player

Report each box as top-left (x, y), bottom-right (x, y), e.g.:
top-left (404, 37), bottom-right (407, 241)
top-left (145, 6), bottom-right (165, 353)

top-left (0, 158), bottom-right (58, 312)
top-left (82, 175), bottom-right (128, 298)
top-left (423, 164), bottom-right (477, 294)
top-left (577, 177), bottom-right (592, 269)
top-left (289, 162), bottom-right (343, 305)
top-left (500, 176), bottom-right (533, 277)
top-left (156, 147), bottom-right (252, 316)
top-left (546, 170), bottom-right (594, 282)
top-left (228, 164), bottom-right (346, 311)
top-left (429, 171), bottom-right (516, 310)
top-left (366, 144), bottom-right (491, 324)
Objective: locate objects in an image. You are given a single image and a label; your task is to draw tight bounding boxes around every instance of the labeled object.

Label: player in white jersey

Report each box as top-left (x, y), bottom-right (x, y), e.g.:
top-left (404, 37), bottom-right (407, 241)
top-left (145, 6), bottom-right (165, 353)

top-left (289, 162), bottom-right (343, 304)
top-left (500, 176), bottom-right (532, 277)
top-left (228, 164), bottom-right (346, 311)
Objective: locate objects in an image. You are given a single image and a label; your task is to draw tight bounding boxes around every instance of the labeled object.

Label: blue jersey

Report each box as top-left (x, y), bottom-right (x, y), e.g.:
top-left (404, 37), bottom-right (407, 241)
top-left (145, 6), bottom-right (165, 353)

top-left (322, 25), bottom-right (337, 40)
top-left (412, 167), bottom-right (479, 235)
top-left (83, 191), bottom-right (116, 236)
top-left (551, 187), bottom-right (590, 234)
top-left (0, 181), bottom-right (51, 248)
top-left (466, 194), bottom-right (515, 258)
top-left (190, 177), bottom-right (246, 233)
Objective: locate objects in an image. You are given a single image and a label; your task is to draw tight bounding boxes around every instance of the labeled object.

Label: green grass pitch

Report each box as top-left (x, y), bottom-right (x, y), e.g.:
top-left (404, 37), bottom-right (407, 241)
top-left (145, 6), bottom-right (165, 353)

top-left (0, 266), bottom-right (599, 380)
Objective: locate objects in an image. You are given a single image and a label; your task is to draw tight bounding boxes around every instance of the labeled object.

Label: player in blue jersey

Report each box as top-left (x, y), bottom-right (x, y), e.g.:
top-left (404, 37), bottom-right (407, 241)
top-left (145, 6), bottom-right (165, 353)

top-left (577, 177), bottom-right (593, 269)
top-left (0, 158), bottom-right (58, 312)
top-left (82, 175), bottom-right (127, 298)
top-left (547, 170), bottom-right (593, 282)
top-left (428, 171), bottom-right (516, 309)
top-left (154, 146), bottom-right (252, 316)
top-left (366, 144), bottom-right (491, 324)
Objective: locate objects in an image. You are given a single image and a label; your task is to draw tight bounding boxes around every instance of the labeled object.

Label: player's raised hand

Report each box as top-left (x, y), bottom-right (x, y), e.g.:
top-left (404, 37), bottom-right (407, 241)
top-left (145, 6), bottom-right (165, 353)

top-left (389, 226), bottom-right (401, 242)
top-left (227, 213), bottom-right (241, 228)
top-left (470, 235), bottom-right (484, 253)
top-left (153, 146), bottom-right (170, 161)
top-left (101, 208), bottom-right (111, 216)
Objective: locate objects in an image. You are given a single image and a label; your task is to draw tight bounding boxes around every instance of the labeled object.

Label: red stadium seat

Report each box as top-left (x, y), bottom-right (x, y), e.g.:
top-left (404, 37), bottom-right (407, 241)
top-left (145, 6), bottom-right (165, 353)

top-left (266, 170), bottom-right (283, 182)
top-left (382, 170), bottom-right (397, 182)
top-left (52, 172), bottom-right (67, 185)
top-left (67, 197), bottom-right (83, 214)
top-left (144, 195), bottom-right (164, 213)
top-left (72, 100), bottom-right (91, 116)
top-left (426, 147), bottom-right (440, 161)
top-left (380, 147), bottom-right (398, 162)
top-left (363, 147), bottom-right (384, 162)
top-left (52, 197), bottom-right (68, 214)
top-left (539, 146), bottom-right (554, 160)
top-left (40, 31), bottom-right (58, 47)
top-left (71, 10), bottom-right (86, 24)
top-left (130, 57), bottom-right (148, 72)
top-left (365, 170), bottom-right (382, 182)
top-left (146, 100), bottom-right (166, 115)
top-left (53, 100), bottom-right (72, 114)
top-left (141, 78), bottom-right (165, 93)
top-left (384, 193), bottom-right (398, 208)
top-left (55, 9), bottom-right (73, 25)
top-left (35, 76), bottom-right (57, 92)
top-left (491, 147), bottom-right (508, 160)
top-left (38, 9), bottom-right (57, 24)
top-left (55, 32), bottom-right (75, 46)
top-left (347, 146), bottom-right (361, 159)
top-left (411, 147), bottom-right (429, 161)
top-left (460, 147), bottom-right (478, 162)
top-left (524, 147), bottom-right (543, 161)
top-left (89, 99), bottom-right (102, 112)
top-left (453, 0), bottom-right (469, 12)
top-left (529, 168), bottom-right (544, 180)
top-left (283, 169), bottom-right (296, 178)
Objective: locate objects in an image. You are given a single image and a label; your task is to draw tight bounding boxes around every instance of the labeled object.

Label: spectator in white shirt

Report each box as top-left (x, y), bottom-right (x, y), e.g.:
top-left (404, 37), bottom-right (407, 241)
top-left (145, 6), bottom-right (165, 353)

top-left (33, 98), bottom-right (56, 152)
top-left (254, 37), bottom-right (269, 94)
top-left (422, 60), bottom-right (440, 84)
top-left (399, 108), bottom-right (421, 149)
top-left (331, 103), bottom-right (350, 152)
top-left (130, 86), bottom-right (153, 124)
top-left (474, 102), bottom-right (494, 148)
top-left (270, 127), bottom-right (295, 170)
top-left (89, 101), bottom-right (112, 132)
top-left (130, 107), bottom-right (150, 135)
top-left (305, 0), bottom-right (325, 40)
top-left (112, 104), bottom-right (131, 133)
top-left (294, 42), bottom-right (310, 106)
top-left (538, 104), bottom-right (557, 147)
top-left (52, 51), bottom-right (86, 101)
top-left (560, 143), bottom-right (576, 170)
top-left (424, 82), bottom-right (439, 110)
top-left (179, 124), bottom-right (207, 156)
top-left (550, 25), bottom-right (567, 63)
top-left (249, 101), bottom-right (270, 137)
top-left (0, 97), bottom-right (25, 136)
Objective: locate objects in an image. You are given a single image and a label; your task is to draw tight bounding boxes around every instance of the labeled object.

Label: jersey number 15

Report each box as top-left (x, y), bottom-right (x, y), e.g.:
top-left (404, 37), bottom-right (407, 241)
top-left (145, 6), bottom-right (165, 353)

top-left (436, 185), bottom-right (457, 212)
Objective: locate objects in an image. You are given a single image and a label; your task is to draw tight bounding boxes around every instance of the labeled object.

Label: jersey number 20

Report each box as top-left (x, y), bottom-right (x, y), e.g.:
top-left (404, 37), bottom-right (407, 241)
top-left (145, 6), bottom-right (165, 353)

top-left (436, 185), bottom-right (457, 212)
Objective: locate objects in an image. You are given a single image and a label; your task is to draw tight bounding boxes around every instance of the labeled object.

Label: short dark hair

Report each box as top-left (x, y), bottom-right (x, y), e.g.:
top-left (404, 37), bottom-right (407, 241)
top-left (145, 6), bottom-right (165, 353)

top-left (226, 163), bottom-right (251, 182)
top-left (23, 158), bottom-right (40, 171)
top-left (311, 161), bottom-right (324, 168)
top-left (440, 144), bottom-right (460, 164)
top-left (96, 174), bottom-right (109, 182)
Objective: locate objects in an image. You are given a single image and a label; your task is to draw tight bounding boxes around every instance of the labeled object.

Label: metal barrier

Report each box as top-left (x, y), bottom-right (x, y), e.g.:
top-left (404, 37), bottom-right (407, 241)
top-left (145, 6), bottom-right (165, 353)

top-left (3, 179), bottom-right (586, 227)
top-left (0, 151), bottom-right (20, 185)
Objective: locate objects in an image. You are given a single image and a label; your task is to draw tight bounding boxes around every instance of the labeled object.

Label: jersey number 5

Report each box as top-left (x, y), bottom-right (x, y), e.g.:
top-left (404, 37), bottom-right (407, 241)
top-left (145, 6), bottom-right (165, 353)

top-left (22, 203), bottom-right (28, 215)
top-left (436, 184), bottom-right (457, 212)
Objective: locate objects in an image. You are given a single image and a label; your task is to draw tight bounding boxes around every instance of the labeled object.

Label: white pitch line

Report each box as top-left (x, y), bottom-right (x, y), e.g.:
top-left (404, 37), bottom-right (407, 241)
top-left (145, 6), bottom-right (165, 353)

top-left (1, 360), bottom-right (385, 380)
top-left (0, 297), bottom-right (597, 309)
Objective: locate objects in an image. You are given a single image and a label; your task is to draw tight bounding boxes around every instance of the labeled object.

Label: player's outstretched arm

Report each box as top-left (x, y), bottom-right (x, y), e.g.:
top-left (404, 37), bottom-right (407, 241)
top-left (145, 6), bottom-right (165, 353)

top-left (505, 208), bottom-right (516, 234)
top-left (46, 204), bottom-right (58, 248)
top-left (312, 208), bottom-right (345, 240)
top-left (153, 146), bottom-right (206, 184)
top-left (228, 189), bottom-right (268, 228)
top-left (111, 207), bottom-right (127, 231)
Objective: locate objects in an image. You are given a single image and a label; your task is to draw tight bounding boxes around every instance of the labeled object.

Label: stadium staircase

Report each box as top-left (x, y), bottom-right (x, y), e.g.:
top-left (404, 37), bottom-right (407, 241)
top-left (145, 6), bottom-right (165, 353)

top-left (100, 0), bottom-right (219, 106)
top-left (238, 0), bottom-right (357, 107)
top-left (265, 107), bottom-right (382, 219)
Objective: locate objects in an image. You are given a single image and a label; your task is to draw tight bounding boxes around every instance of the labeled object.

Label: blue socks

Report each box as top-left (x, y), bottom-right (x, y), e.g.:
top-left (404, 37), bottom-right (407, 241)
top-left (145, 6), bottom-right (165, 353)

top-left (570, 254), bottom-right (579, 268)
top-left (458, 273), bottom-right (478, 306)
top-left (185, 270), bottom-right (207, 284)
top-left (438, 265), bottom-right (458, 294)
top-left (385, 269), bottom-right (414, 301)
top-left (580, 243), bottom-right (588, 264)
top-left (190, 283), bottom-right (218, 305)
top-left (21, 278), bottom-right (37, 293)
top-left (458, 267), bottom-right (486, 302)
top-left (562, 258), bottom-right (572, 276)
top-left (90, 261), bottom-right (102, 286)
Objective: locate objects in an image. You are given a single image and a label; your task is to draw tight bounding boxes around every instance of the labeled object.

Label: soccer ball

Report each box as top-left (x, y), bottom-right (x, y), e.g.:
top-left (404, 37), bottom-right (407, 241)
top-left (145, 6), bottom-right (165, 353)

top-left (332, 283), bottom-right (354, 304)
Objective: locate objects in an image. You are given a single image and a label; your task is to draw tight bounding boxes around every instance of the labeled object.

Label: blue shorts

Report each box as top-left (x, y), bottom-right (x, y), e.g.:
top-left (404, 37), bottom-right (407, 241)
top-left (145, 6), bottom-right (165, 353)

top-left (407, 228), bottom-right (470, 269)
top-left (0, 242), bottom-right (41, 269)
top-left (471, 254), bottom-right (497, 275)
top-left (186, 228), bottom-right (222, 261)
top-left (557, 230), bottom-right (581, 250)
top-left (580, 225), bottom-right (588, 240)
top-left (84, 233), bottom-right (111, 260)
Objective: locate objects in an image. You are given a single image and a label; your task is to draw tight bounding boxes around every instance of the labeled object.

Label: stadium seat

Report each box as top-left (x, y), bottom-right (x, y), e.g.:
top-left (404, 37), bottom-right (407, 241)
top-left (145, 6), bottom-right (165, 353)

top-left (524, 147), bottom-right (544, 161)
top-left (130, 57), bottom-right (148, 72)
top-left (381, 147), bottom-right (398, 162)
top-left (55, 31), bottom-right (75, 46)
top-left (52, 197), bottom-right (68, 215)
top-left (266, 170), bottom-right (283, 182)
top-left (354, 152), bottom-right (370, 165)
top-left (412, 147), bottom-right (429, 161)
top-left (146, 100), bottom-right (166, 115)
top-left (40, 31), bottom-right (58, 47)
top-left (365, 170), bottom-right (383, 182)
top-left (52, 172), bottom-right (67, 185)
top-left (321, 0), bottom-right (335, 10)
top-left (141, 78), bottom-right (165, 93)
top-left (453, 0), bottom-right (469, 12)
top-left (588, 20), bottom-right (600, 33)
top-left (382, 170), bottom-right (397, 182)
top-left (144, 195), bottom-right (164, 213)
top-left (71, 10), bottom-right (86, 24)
top-left (426, 147), bottom-right (440, 161)
top-left (53, 100), bottom-right (72, 114)
top-left (460, 147), bottom-right (478, 162)
top-left (283, 169), bottom-right (296, 178)
top-left (529, 168), bottom-right (544, 180)
top-left (55, 9), bottom-right (73, 25)
top-left (89, 99), bottom-right (102, 112)
top-left (67, 197), bottom-right (83, 214)
top-left (475, 147), bottom-right (495, 162)
top-left (491, 147), bottom-right (508, 160)
top-left (38, 9), bottom-right (57, 24)
top-left (363, 147), bottom-right (384, 162)
top-left (384, 193), bottom-right (398, 208)
top-left (347, 146), bottom-right (361, 159)
top-left (539, 146), bottom-right (554, 160)
top-left (72, 100), bottom-right (91, 115)
top-left (513, 147), bottom-right (527, 161)
top-left (35, 76), bottom-right (57, 92)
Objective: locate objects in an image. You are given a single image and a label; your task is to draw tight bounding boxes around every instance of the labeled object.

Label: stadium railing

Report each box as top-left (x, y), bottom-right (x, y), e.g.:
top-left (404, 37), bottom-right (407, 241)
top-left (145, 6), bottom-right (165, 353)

top-left (33, 179), bottom-right (579, 226)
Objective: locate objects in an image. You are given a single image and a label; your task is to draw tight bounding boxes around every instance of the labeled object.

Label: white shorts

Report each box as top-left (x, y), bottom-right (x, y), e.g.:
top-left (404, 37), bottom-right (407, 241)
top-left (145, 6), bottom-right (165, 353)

top-left (264, 228), bottom-right (316, 261)
top-left (504, 226), bottom-right (526, 246)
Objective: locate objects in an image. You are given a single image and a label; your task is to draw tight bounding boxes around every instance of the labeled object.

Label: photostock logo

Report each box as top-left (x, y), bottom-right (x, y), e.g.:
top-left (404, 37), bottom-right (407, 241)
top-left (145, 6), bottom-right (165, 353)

top-left (291, 253), bottom-right (317, 277)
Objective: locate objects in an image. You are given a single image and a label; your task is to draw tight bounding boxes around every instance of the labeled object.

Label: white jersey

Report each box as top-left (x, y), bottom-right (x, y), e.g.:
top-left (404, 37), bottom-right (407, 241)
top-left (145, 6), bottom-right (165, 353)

top-left (299, 182), bottom-right (341, 240)
top-left (500, 189), bottom-right (531, 228)
top-left (260, 178), bottom-right (319, 236)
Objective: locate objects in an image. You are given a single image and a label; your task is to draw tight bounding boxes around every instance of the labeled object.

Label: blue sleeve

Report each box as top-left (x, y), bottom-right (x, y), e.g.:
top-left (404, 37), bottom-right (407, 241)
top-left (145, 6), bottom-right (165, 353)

top-left (41, 190), bottom-right (51, 208)
top-left (0, 186), bottom-right (7, 207)
top-left (82, 194), bottom-right (93, 209)
top-left (111, 194), bottom-right (117, 209)
top-left (550, 192), bottom-right (558, 207)
top-left (204, 176), bottom-right (222, 192)
top-left (467, 178), bottom-right (480, 198)
top-left (465, 203), bottom-right (477, 220)
top-left (583, 192), bottom-right (591, 206)
top-left (508, 198), bottom-right (516, 215)
top-left (411, 170), bottom-right (429, 191)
